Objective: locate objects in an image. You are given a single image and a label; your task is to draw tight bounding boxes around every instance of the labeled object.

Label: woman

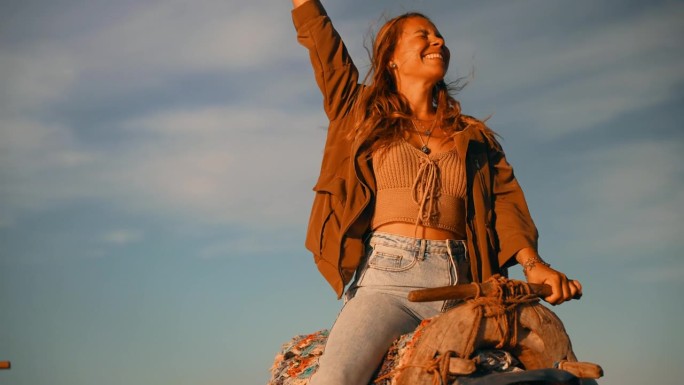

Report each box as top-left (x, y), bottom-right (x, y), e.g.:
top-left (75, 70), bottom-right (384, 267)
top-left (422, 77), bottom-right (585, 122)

top-left (291, 1), bottom-right (582, 384)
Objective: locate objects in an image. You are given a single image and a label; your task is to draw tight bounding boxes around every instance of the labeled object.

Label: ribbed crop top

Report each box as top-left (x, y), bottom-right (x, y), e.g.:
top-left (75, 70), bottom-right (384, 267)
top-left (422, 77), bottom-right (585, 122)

top-left (371, 139), bottom-right (467, 238)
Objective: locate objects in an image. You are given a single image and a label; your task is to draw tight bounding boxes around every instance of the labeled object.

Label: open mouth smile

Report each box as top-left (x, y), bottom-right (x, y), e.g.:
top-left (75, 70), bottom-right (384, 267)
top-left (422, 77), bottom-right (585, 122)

top-left (423, 53), bottom-right (443, 60)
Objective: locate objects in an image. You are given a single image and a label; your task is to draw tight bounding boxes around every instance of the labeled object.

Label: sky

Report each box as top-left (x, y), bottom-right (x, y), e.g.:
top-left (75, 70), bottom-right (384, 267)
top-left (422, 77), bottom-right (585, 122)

top-left (0, 0), bottom-right (682, 384)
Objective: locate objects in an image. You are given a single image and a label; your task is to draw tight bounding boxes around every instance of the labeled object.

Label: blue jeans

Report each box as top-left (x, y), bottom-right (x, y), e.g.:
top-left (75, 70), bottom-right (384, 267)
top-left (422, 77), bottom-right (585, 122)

top-left (309, 232), bottom-right (469, 385)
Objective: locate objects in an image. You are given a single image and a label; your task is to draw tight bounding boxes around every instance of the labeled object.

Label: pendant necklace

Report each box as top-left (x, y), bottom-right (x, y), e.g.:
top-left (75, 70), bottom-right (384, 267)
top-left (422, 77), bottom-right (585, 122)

top-left (411, 118), bottom-right (438, 154)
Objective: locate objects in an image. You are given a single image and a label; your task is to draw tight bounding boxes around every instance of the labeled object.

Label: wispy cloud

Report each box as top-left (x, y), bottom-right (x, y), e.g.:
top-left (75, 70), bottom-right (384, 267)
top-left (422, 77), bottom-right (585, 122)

top-left (0, 0), bottom-right (297, 118)
top-left (0, 0), bottom-right (320, 228)
top-left (197, 227), bottom-right (303, 259)
top-left (552, 140), bottom-right (684, 259)
top-left (0, 47), bottom-right (78, 115)
top-left (0, 105), bottom-right (325, 227)
top-left (71, 1), bottom-right (293, 77)
top-left (439, 1), bottom-right (684, 136)
top-left (101, 229), bottom-right (144, 245)
top-left (111, 106), bottom-right (325, 225)
top-left (0, 118), bottom-right (99, 219)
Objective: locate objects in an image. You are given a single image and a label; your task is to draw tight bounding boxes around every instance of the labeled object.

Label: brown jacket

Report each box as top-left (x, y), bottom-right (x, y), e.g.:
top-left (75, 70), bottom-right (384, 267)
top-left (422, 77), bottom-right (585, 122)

top-left (293, 0), bottom-right (539, 298)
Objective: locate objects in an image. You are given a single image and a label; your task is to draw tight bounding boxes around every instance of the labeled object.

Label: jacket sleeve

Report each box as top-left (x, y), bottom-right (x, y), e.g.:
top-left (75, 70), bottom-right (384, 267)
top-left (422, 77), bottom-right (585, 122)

top-left (292, 0), bottom-right (360, 122)
top-left (488, 141), bottom-right (539, 269)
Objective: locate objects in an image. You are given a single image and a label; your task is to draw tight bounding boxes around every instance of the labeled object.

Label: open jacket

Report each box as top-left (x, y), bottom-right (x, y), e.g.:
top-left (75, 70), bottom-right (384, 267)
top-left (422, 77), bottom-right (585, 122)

top-left (293, 0), bottom-right (539, 298)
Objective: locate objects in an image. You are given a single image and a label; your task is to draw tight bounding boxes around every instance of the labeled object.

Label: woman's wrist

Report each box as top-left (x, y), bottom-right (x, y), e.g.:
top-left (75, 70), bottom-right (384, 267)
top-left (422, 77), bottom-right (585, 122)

top-left (515, 248), bottom-right (551, 277)
top-left (521, 255), bottom-right (550, 277)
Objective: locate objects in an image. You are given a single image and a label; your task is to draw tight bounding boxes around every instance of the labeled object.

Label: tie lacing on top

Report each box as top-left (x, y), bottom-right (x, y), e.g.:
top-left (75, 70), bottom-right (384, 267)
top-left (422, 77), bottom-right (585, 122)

top-left (411, 157), bottom-right (441, 227)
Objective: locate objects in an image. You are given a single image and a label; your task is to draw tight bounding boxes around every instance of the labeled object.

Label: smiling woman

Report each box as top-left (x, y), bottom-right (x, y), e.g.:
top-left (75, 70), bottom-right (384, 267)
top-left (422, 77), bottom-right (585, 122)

top-left (289, 0), bottom-right (582, 384)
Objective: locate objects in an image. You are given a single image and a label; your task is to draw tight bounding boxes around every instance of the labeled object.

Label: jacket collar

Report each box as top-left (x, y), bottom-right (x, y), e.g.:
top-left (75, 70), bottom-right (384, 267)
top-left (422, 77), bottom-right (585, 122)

top-left (453, 122), bottom-right (484, 163)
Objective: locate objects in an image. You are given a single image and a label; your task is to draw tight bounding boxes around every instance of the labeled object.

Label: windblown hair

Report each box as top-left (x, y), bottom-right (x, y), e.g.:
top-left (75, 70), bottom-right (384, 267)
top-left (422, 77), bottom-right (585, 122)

top-left (349, 13), bottom-right (497, 154)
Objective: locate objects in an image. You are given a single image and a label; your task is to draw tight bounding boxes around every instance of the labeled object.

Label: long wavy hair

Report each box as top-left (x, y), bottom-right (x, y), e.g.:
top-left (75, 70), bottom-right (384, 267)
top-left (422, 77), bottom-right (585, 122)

top-left (349, 13), bottom-right (495, 154)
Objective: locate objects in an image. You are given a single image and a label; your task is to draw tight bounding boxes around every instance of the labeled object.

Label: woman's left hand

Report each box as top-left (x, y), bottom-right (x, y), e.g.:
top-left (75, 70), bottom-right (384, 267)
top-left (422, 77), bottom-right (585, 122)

top-left (515, 248), bottom-right (583, 305)
top-left (525, 263), bottom-right (582, 305)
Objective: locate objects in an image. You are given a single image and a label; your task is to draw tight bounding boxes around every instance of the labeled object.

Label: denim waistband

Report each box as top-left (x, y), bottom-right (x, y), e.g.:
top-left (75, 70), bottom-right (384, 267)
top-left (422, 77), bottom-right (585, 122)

top-left (368, 231), bottom-right (466, 256)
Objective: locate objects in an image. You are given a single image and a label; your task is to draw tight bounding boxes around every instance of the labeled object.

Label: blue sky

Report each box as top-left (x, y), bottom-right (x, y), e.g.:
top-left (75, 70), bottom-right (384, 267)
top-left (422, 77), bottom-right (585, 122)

top-left (0, 0), bottom-right (682, 384)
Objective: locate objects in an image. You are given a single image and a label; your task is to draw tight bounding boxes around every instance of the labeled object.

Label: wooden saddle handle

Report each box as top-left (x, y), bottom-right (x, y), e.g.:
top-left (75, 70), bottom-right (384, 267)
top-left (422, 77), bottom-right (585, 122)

top-left (408, 282), bottom-right (553, 302)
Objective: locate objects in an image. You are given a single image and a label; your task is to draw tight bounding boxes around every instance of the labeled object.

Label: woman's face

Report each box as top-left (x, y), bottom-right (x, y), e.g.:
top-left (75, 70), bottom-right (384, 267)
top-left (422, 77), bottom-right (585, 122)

top-left (390, 16), bottom-right (450, 86)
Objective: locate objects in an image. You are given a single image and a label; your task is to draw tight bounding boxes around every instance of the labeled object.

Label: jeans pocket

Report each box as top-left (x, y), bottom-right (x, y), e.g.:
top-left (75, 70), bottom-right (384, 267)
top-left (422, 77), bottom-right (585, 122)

top-left (367, 244), bottom-right (417, 272)
top-left (354, 244), bottom-right (419, 288)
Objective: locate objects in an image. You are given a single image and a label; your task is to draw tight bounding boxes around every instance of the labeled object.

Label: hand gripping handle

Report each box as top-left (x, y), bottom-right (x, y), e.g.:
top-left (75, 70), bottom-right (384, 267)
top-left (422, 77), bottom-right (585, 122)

top-left (408, 282), bottom-right (553, 302)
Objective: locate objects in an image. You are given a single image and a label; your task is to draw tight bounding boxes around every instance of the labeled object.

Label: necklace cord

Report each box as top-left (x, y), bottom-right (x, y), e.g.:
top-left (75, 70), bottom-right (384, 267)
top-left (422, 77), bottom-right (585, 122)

top-left (411, 118), bottom-right (438, 154)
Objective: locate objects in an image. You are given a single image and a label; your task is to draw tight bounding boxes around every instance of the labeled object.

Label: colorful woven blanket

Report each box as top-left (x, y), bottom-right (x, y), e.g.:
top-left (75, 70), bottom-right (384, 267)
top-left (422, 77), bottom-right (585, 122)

top-left (268, 319), bottom-right (433, 385)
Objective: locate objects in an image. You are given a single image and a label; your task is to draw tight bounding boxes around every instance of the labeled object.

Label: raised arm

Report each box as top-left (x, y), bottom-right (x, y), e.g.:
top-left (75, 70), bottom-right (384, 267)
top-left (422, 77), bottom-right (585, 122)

top-left (291, 0), bottom-right (361, 121)
top-left (292, 0), bottom-right (310, 8)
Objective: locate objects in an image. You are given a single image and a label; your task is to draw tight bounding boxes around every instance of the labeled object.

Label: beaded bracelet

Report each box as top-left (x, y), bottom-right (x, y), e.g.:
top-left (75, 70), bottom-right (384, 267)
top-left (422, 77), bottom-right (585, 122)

top-left (522, 256), bottom-right (550, 277)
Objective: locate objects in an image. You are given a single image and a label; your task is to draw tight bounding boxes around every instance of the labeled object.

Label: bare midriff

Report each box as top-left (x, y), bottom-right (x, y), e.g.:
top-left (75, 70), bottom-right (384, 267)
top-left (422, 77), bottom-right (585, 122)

top-left (374, 222), bottom-right (465, 240)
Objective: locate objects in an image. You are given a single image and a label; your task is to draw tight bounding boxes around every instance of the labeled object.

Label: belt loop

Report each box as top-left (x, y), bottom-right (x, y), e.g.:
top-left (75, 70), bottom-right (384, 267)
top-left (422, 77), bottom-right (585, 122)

top-left (446, 240), bottom-right (453, 259)
top-left (417, 239), bottom-right (426, 261)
